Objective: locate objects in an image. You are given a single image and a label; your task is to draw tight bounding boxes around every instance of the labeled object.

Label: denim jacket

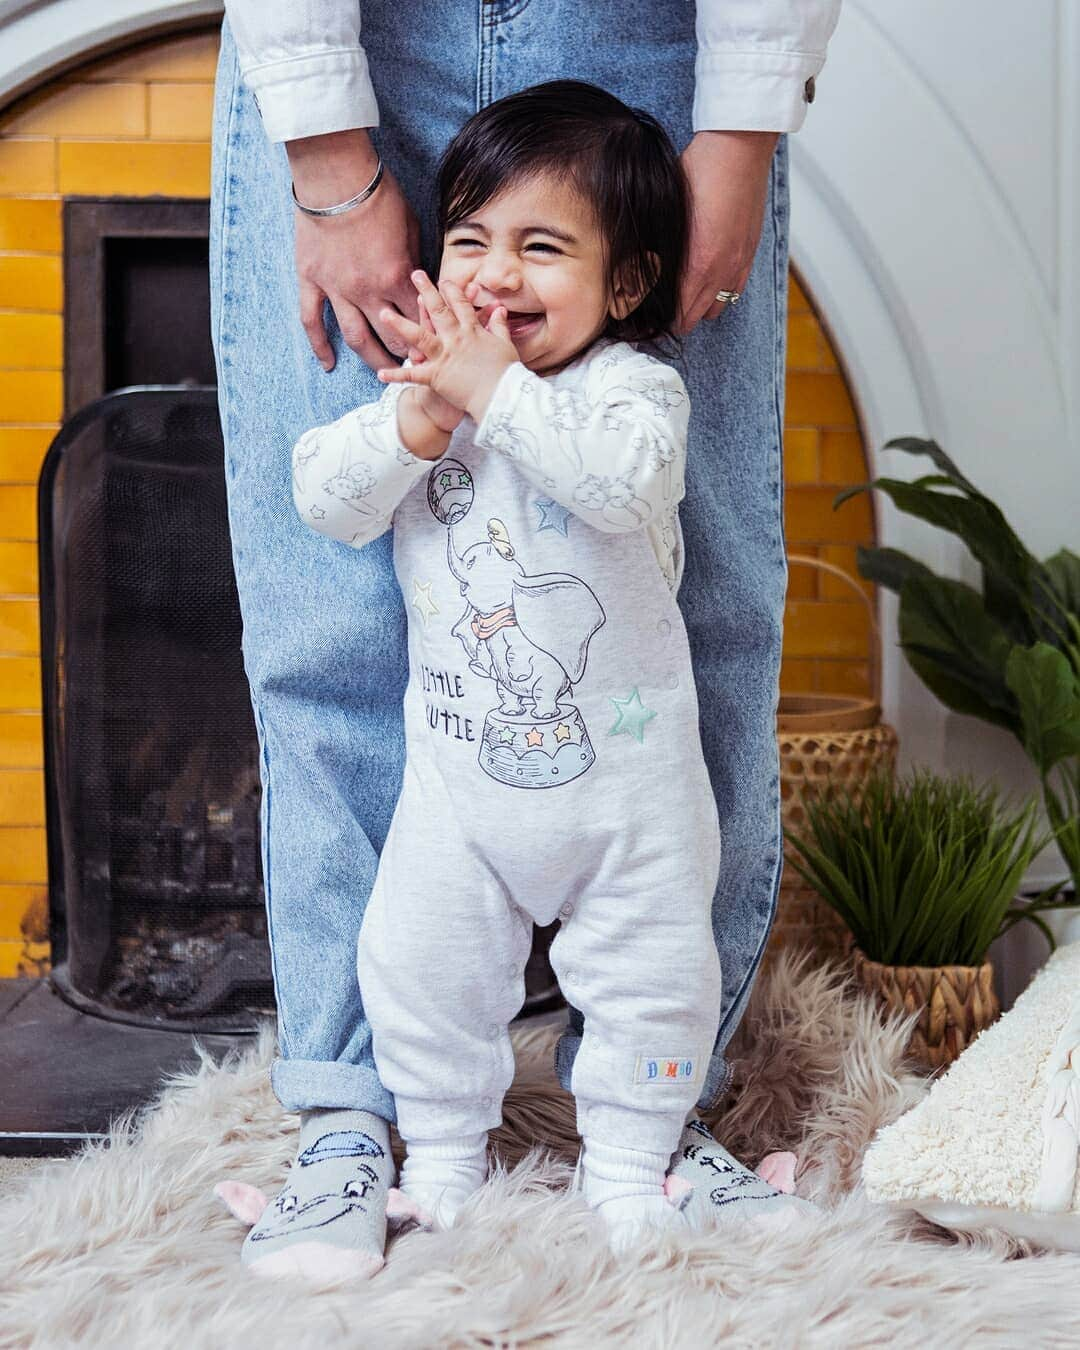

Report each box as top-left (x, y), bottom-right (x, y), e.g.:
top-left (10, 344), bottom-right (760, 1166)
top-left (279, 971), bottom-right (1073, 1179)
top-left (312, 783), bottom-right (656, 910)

top-left (224, 0), bottom-right (842, 143)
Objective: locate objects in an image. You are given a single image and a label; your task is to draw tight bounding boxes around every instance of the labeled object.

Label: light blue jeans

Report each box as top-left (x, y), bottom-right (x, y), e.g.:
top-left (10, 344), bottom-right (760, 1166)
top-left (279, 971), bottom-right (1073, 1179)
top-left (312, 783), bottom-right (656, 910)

top-left (209, 2), bottom-right (789, 1122)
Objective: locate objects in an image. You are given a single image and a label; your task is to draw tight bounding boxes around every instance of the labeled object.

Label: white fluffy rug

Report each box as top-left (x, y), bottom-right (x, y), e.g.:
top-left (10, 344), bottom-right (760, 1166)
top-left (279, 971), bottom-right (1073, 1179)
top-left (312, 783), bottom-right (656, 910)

top-left (3, 954), bottom-right (1080, 1349)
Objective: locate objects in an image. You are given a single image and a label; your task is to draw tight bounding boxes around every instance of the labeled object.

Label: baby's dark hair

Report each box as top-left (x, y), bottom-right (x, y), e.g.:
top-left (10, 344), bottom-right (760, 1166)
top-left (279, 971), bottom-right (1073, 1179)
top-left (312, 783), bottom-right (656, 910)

top-left (435, 80), bottom-right (688, 346)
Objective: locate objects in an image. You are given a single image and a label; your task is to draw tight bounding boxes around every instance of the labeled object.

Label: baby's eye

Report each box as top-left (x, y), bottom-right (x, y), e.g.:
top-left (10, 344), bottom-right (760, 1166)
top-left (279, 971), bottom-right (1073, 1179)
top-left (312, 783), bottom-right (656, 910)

top-left (526, 243), bottom-right (560, 255)
top-left (451, 237), bottom-right (483, 248)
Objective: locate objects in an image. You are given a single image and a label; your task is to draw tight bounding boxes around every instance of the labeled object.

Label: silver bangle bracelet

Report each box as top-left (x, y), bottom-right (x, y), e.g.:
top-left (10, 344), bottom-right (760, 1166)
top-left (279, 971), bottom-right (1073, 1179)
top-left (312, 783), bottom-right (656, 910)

top-left (291, 158), bottom-right (384, 217)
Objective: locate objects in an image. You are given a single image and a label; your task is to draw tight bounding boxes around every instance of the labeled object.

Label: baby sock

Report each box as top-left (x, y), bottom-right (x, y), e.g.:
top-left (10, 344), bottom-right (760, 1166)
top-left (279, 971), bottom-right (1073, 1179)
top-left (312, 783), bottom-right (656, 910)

top-left (398, 1132), bottom-right (490, 1229)
top-left (667, 1118), bottom-right (812, 1228)
top-left (579, 1138), bottom-right (685, 1253)
top-left (220, 1107), bottom-right (394, 1284)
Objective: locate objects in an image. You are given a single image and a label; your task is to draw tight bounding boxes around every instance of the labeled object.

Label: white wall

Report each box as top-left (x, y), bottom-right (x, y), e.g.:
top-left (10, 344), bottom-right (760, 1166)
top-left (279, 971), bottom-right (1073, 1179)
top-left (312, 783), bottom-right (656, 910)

top-left (791, 2), bottom-right (1080, 992)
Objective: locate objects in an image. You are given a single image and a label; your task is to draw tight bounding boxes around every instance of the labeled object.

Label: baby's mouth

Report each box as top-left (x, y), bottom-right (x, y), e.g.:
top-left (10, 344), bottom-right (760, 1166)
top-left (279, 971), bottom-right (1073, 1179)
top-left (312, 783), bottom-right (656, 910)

top-left (505, 311), bottom-right (543, 337)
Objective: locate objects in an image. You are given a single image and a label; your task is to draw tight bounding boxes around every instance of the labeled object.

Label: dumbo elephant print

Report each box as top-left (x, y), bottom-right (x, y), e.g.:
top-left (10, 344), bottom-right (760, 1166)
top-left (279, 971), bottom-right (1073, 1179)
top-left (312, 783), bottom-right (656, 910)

top-left (429, 463), bottom-right (605, 789)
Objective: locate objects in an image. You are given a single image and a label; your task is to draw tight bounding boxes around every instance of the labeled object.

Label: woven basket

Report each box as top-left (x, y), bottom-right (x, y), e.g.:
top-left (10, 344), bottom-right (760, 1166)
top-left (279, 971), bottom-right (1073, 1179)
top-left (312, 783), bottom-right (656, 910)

top-left (769, 555), bottom-right (898, 967)
top-left (853, 948), bottom-right (1000, 1071)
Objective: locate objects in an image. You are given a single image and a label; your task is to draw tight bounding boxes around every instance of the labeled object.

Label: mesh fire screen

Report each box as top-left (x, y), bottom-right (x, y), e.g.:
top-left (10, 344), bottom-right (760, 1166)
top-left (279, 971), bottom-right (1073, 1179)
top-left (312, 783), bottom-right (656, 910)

top-left (40, 388), bottom-right (271, 1031)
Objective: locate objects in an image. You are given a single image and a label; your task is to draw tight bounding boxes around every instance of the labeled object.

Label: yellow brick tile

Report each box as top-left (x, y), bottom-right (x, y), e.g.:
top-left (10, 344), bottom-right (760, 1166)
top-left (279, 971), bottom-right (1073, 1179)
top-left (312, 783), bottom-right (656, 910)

top-left (786, 313), bottom-right (824, 370)
top-left (779, 657), bottom-right (816, 694)
top-left (0, 198), bottom-right (62, 252)
top-left (0, 427), bottom-right (56, 482)
top-left (149, 83), bottom-right (214, 139)
top-left (0, 714), bottom-right (43, 767)
top-left (787, 269), bottom-right (812, 314)
top-left (4, 83), bottom-right (146, 138)
top-left (785, 372), bottom-right (858, 429)
top-left (0, 138), bottom-right (56, 194)
top-left (0, 826), bottom-right (46, 881)
top-left (786, 550), bottom-right (819, 600)
top-left (0, 542), bottom-right (37, 594)
top-left (0, 487), bottom-right (37, 539)
top-left (819, 544), bottom-right (875, 601)
top-left (0, 656), bottom-right (40, 708)
top-left (0, 371), bottom-right (62, 422)
top-left (0, 599), bottom-right (37, 654)
top-left (83, 31), bottom-right (221, 84)
top-left (0, 256), bottom-right (62, 312)
top-left (785, 486), bottom-right (873, 545)
top-left (783, 600), bottom-right (872, 660)
top-left (820, 430), bottom-right (868, 486)
top-left (0, 769), bottom-right (44, 825)
top-left (783, 427), bottom-right (819, 484)
top-left (0, 940), bottom-right (29, 975)
top-left (58, 140), bottom-right (211, 196)
top-left (0, 882), bottom-right (47, 933)
top-left (818, 660), bottom-right (874, 698)
top-left (0, 313), bottom-right (62, 369)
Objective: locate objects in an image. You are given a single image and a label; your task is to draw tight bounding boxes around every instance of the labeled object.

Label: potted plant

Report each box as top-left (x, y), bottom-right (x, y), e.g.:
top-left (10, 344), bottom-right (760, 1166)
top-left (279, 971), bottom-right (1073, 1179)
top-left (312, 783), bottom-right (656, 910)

top-left (837, 438), bottom-right (1080, 905)
top-left (786, 768), bottom-right (1052, 1069)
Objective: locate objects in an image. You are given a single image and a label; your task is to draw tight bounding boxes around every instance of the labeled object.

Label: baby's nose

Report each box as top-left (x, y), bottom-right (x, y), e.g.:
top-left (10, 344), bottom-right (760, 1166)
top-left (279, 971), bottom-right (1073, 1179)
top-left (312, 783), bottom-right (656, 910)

top-left (476, 252), bottom-right (522, 291)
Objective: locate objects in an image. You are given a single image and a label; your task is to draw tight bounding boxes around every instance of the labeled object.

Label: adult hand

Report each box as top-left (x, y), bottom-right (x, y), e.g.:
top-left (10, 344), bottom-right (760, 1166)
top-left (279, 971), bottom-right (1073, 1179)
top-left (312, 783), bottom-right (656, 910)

top-left (677, 130), bottom-right (780, 335)
top-left (287, 129), bottom-right (421, 372)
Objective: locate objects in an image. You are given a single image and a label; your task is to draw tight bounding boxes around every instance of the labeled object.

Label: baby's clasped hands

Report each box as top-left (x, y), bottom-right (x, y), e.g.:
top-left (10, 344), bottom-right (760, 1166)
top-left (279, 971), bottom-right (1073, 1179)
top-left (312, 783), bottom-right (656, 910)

top-left (378, 270), bottom-right (519, 424)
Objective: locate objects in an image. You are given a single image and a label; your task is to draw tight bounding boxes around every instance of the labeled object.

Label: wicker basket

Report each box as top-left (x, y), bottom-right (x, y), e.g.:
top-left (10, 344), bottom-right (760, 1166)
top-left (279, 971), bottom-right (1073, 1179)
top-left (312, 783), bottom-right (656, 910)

top-left (768, 555), bottom-right (899, 967)
top-left (853, 948), bottom-right (1000, 1071)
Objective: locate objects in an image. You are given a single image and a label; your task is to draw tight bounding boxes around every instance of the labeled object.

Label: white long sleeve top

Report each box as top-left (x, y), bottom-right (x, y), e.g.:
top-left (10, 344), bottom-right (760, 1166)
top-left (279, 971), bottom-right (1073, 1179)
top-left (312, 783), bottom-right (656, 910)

top-left (292, 340), bottom-right (690, 591)
top-left (225, 1), bottom-right (842, 143)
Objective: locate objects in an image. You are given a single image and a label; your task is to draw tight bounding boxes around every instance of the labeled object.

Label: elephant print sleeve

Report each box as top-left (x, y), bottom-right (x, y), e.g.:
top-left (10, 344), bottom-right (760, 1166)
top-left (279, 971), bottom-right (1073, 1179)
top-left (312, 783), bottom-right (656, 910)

top-left (473, 343), bottom-right (689, 538)
top-left (292, 379), bottom-right (429, 548)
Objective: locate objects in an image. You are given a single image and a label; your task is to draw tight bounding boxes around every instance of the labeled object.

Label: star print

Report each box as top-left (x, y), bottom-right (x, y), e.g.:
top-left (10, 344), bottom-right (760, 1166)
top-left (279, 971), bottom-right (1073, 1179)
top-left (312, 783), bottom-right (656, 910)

top-left (411, 578), bottom-right (439, 628)
top-left (534, 497), bottom-right (572, 537)
top-left (309, 505), bottom-right (326, 520)
top-left (554, 722), bottom-right (572, 743)
top-left (440, 473), bottom-right (452, 488)
top-left (496, 726), bottom-right (516, 745)
top-left (608, 688), bottom-right (657, 744)
top-left (458, 470), bottom-right (471, 486)
top-left (525, 727), bottom-right (544, 748)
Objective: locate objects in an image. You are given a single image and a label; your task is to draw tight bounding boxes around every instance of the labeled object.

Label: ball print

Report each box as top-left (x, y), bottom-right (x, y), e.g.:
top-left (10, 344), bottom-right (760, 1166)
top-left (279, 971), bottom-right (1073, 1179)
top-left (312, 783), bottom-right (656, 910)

top-left (427, 459), bottom-right (475, 525)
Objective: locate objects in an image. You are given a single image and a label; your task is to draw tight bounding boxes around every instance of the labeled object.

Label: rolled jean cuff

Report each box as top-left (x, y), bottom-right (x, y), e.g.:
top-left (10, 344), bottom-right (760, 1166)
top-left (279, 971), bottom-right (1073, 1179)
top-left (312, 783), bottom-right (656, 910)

top-left (270, 1055), bottom-right (396, 1121)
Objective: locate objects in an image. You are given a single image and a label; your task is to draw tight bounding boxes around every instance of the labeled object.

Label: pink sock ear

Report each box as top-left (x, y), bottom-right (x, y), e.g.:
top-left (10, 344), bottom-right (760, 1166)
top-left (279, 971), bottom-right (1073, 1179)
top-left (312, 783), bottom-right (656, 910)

top-left (214, 1180), bottom-right (271, 1226)
top-left (663, 1174), bottom-right (694, 1209)
top-left (386, 1188), bottom-right (433, 1228)
top-left (755, 1151), bottom-right (797, 1194)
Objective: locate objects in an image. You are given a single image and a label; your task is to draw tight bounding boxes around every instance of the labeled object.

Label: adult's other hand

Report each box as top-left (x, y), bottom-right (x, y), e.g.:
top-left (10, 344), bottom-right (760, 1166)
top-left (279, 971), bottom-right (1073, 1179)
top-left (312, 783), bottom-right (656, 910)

top-left (677, 130), bottom-right (780, 335)
top-left (287, 129), bottom-right (421, 372)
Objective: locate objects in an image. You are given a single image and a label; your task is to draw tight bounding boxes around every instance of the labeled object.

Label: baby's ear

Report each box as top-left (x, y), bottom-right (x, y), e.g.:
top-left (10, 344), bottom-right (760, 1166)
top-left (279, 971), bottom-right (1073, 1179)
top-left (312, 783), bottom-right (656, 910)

top-left (608, 251), bottom-right (661, 321)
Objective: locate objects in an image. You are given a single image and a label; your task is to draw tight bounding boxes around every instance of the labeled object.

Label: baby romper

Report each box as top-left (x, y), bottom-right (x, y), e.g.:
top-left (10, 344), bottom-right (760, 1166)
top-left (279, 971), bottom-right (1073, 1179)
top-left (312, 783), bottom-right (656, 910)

top-left (292, 339), bottom-right (723, 1161)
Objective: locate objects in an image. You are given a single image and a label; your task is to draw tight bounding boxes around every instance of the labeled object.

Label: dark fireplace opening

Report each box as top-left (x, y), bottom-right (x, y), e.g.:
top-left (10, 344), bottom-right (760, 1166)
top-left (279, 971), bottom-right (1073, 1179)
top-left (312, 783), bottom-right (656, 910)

top-left (41, 388), bottom-right (273, 1031)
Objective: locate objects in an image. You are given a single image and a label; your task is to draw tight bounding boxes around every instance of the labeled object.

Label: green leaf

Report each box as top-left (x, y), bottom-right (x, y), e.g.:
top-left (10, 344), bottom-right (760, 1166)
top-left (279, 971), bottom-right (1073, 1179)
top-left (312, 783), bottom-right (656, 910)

top-left (1045, 549), bottom-right (1080, 615)
top-left (881, 437), bottom-right (979, 495)
top-left (899, 575), bottom-right (1020, 733)
top-left (1005, 643), bottom-right (1080, 775)
top-left (855, 545), bottom-right (935, 595)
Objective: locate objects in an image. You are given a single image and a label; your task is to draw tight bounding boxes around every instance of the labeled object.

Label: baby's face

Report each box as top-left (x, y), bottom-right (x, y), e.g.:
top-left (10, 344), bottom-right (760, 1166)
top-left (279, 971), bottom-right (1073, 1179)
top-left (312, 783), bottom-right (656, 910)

top-left (439, 172), bottom-right (616, 375)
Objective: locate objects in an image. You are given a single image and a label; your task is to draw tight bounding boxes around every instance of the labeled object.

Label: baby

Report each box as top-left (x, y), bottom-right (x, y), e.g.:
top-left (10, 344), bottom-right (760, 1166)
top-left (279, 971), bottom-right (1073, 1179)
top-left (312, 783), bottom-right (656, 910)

top-left (292, 80), bottom-right (724, 1250)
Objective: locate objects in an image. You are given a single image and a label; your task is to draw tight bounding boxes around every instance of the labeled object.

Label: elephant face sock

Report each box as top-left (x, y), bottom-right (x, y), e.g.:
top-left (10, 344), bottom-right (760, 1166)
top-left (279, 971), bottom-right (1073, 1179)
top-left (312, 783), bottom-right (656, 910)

top-left (214, 1108), bottom-right (394, 1284)
top-left (667, 1118), bottom-right (814, 1229)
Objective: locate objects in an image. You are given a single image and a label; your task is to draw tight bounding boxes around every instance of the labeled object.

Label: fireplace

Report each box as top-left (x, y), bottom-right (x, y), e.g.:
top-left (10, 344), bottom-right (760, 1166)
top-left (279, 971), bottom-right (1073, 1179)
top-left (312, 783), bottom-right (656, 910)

top-left (40, 386), bottom-right (273, 1031)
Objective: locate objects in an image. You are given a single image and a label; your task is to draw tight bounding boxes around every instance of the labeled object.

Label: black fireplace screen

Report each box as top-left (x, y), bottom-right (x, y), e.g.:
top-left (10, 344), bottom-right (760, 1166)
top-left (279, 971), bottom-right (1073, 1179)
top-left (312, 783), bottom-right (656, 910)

top-left (40, 388), bottom-right (272, 1031)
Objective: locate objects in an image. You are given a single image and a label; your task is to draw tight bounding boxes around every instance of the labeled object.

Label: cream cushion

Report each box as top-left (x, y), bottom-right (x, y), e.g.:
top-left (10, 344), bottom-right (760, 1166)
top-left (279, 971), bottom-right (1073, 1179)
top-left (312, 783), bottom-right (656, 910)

top-left (863, 941), bottom-right (1080, 1251)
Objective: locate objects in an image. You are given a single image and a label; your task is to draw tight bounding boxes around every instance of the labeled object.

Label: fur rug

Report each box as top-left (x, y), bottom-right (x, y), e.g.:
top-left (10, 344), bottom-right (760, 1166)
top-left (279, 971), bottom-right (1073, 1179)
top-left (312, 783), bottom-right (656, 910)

top-left (3, 954), bottom-right (1080, 1349)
